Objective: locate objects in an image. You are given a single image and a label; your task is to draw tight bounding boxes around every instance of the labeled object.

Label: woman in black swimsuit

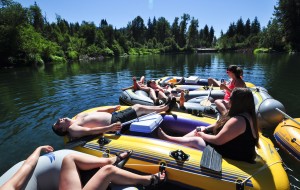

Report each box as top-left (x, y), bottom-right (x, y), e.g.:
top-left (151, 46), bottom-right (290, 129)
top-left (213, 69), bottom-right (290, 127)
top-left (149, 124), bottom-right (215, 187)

top-left (158, 88), bottom-right (259, 163)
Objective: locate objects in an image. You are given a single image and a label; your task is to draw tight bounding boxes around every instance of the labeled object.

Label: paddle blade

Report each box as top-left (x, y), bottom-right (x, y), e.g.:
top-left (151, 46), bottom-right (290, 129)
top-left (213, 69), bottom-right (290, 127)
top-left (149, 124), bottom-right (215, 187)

top-left (200, 99), bottom-right (211, 107)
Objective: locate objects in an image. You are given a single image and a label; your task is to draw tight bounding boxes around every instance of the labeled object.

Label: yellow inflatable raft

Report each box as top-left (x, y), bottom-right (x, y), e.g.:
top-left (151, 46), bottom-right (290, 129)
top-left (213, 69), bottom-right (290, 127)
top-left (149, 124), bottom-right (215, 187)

top-left (274, 118), bottom-right (300, 161)
top-left (66, 107), bottom-right (289, 190)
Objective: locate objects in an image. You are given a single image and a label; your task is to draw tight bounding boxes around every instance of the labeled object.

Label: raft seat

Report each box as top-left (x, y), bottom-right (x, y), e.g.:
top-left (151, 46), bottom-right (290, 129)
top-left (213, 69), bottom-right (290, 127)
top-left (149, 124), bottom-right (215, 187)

top-left (200, 145), bottom-right (222, 173)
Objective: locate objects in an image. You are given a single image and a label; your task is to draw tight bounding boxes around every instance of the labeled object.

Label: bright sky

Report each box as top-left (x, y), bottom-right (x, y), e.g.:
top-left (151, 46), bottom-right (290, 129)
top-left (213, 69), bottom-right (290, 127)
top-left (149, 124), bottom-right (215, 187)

top-left (15, 0), bottom-right (277, 38)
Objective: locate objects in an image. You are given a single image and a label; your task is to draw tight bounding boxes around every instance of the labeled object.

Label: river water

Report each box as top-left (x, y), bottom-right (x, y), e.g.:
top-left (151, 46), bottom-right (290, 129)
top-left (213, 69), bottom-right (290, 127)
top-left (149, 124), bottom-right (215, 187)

top-left (0, 53), bottom-right (299, 188)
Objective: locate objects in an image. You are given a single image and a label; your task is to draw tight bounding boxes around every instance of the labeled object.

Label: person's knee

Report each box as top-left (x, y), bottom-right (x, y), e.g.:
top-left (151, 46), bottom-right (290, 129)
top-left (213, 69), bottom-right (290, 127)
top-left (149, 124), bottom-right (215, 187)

top-left (214, 99), bottom-right (222, 106)
top-left (62, 154), bottom-right (77, 165)
top-left (100, 165), bottom-right (117, 176)
top-left (132, 104), bottom-right (141, 111)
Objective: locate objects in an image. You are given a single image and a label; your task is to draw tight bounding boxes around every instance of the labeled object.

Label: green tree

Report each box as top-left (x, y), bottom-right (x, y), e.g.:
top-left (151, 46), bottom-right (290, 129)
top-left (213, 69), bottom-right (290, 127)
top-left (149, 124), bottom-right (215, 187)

top-left (259, 19), bottom-right (284, 50)
top-left (187, 17), bottom-right (198, 47)
top-left (178, 13), bottom-right (190, 47)
top-left (227, 22), bottom-right (236, 37)
top-left (171, 17), bottom-right (180, 45)
top-left (236, 17), bottom-right (244, 36)
top-left (129, 16), bottom-right (145, 44)
top-left (100, 23), bottom-right (114, 47)
top-left (155, 17), bottom-right (171, 43)
top-left (251, 17), bottom-right (261, 35)
top-left (146, 17), bottom-right (154, 40)
top-left (0, 1), bottom-right (28, 65)
top-left (274, 0), bottom-right (300, 51)
top-left (209, 26), bottom-right (215, 46)
top-left (79, 21), bottom-right (96, 46)
top-left (28, 2), bottom-right (44, 32)
top-left (244, 18), bottom-right (251, 37)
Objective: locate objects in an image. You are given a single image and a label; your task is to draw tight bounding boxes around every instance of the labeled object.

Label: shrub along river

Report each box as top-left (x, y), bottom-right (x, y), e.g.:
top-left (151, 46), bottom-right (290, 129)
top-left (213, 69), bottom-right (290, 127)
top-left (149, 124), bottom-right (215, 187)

top-left (0, 53), bottom-right (299, 188)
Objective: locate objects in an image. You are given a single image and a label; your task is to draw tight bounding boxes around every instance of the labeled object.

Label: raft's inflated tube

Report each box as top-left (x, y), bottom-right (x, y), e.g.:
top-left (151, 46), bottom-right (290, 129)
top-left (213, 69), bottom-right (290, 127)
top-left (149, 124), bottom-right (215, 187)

top-left (120, 90), bottom-right (154, 106)
top-left (252, 87), bottom-right (285, 129)
top-left (0, 149), bottom-right (138, 190)
top-left (256, 98), bottom-right (285, 128)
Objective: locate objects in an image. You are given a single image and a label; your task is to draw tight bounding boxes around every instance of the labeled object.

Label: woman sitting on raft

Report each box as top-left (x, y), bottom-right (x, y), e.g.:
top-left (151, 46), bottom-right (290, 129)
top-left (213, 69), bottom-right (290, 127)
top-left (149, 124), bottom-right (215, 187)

top-left (158, 88), bottom-right (259, 163)
top-left (209, 65), bottom-right (246, 115)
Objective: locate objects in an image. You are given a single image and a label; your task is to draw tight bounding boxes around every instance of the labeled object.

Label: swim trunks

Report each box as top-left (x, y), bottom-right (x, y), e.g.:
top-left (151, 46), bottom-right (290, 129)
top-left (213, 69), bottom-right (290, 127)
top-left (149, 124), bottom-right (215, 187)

top-left (111, 107), bottom-right (138, 124)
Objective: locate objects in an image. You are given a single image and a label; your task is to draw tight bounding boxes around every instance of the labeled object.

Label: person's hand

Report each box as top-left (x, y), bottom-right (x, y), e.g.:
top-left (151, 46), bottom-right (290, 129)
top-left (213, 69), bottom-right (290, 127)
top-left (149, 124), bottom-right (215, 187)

top-left (220, 83), bottom-right (226, 90)
top-left (195, 126), bottom-right (205, 136)
top-left (109, 122), bottom-right (122, 132)
top-left (196, 126), bottom-right (205, 132)
top-left (39, 145), bottom-right (54, 153)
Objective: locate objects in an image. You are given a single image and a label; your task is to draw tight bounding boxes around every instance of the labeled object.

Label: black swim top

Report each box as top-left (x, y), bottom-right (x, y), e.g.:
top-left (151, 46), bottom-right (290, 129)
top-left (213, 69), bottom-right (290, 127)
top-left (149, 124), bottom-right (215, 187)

top-left (207, 115), bottom-right (257, 163)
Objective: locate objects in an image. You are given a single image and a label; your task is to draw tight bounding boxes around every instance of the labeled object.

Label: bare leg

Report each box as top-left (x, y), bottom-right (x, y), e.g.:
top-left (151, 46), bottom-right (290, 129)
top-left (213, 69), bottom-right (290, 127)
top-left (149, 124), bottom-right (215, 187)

top-left (157, 91), bottom-right (169, 102)
top-left (132, 104), bottom-right (169, 115)
top-left (148, 88), bottom-right (159, 104)
top-left (215, 99), bottom-right (229, 115)
top-left (132, 77), bottom-right (138, 90)
top-left (84, 166), bottom-right (165, 190)
top-left (139, 76), bottom-right (145, 84)
top-left (59, 152), bottom-right (130, 190)
top-left (208, 78), bottom-right (221, 87)
top-left (157, 128), bottom-right (206, 150)
top-left (122, 85), bottom-right (134, 91)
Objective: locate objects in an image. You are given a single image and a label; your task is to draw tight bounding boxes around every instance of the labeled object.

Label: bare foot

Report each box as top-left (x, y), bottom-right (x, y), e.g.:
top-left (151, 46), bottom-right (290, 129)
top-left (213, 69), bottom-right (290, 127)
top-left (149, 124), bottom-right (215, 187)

top-left (132, 77), bottom-right (138, 90)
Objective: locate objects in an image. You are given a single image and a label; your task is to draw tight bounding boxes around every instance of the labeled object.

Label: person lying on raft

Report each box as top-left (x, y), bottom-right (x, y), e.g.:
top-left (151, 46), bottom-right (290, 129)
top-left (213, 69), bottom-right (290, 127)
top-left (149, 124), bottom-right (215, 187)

top-left (52, 101), bottom-right (176, 138)
top-left (146, 79), bottom-right (174, 104)
top-left (0, 145), bottom-right (54, 190)
top-left (158, 88), bottom-right (259, 163)
top-left (59, 150), bottom-right (166, 190)
top-left (131, 76), bottom-right (172, 105)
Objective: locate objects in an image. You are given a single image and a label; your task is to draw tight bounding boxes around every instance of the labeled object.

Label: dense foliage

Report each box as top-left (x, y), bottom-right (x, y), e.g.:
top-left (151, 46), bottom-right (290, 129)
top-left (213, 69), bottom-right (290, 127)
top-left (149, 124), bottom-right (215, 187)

top-left (218, 0), bottom-right (300, 53)
top-left (0, 0), bottom-right (216, 66)
top-left (0, 0), bottom-right (299, 67)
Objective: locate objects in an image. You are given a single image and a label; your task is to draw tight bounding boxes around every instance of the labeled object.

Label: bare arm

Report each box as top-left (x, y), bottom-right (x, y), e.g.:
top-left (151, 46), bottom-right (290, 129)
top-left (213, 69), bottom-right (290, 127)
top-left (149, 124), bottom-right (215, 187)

top-left (122, 85), bottom-right (134, 91)
top-left (0, 145), bottom-right (54, 190)
top-left (196, 123), bottom-right (216, 133)
top-left (96, 105), bottom-right (120, 113)
top-left (197, 117), bottom-right (246, 145)
top-left (69, 122), bottom-right (122, 138)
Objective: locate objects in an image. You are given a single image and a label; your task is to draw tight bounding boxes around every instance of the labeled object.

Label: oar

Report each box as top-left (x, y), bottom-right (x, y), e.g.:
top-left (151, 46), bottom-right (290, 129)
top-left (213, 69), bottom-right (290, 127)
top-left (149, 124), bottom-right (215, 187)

top-left (200, 84), bottom-right (213, 107)
top-left (275, 108), bottom-right (300, 125)
top-left (121, 111), bottom-right (157, 126)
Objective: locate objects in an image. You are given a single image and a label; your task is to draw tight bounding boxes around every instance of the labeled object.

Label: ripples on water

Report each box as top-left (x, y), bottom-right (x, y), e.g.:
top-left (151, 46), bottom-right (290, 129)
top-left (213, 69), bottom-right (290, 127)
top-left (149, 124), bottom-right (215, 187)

top-left (0, 54), bottom-right (299, 188)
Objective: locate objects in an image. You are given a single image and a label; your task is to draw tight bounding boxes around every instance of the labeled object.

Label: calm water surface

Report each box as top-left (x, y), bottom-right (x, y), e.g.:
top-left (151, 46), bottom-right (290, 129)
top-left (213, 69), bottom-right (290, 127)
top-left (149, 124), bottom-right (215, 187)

top-left (0, 53), bottom-right (300, 188)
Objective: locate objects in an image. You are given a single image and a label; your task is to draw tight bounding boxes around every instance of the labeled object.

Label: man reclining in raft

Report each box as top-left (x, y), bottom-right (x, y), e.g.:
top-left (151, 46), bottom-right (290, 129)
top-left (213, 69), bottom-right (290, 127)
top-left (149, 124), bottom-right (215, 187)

top-left (52, 101), bottom-right (176, 138)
